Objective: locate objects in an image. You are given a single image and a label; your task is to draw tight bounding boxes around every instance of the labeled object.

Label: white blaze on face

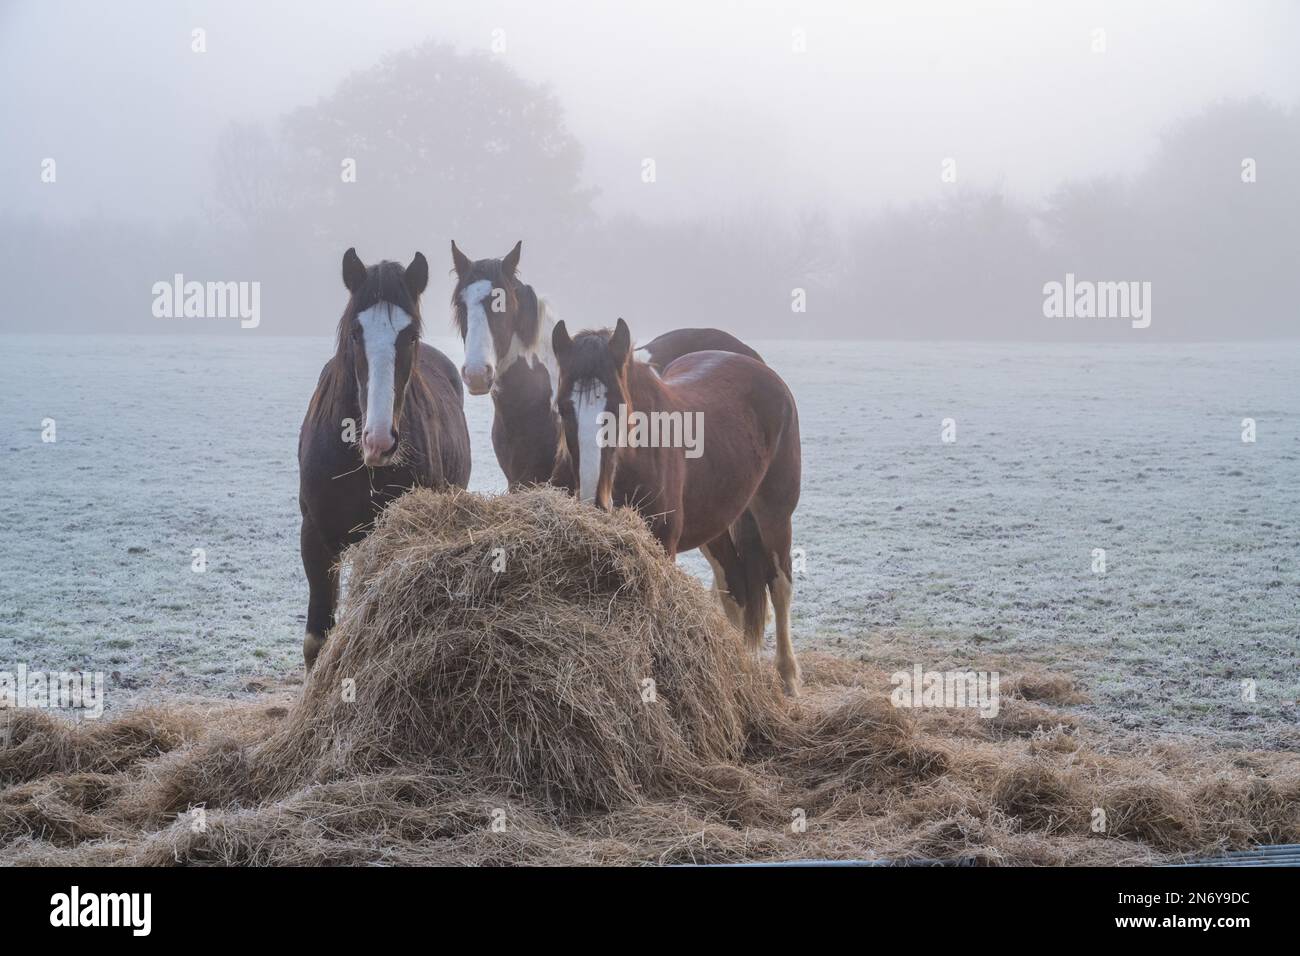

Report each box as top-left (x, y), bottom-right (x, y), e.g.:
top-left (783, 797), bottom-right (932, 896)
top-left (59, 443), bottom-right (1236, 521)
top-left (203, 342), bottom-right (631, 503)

top-left (357, 303), bottom-right (413, 463)
top-left (572, 380), bottom-right (608, 504)
top-left (460, 279), bottom-right (494, 388)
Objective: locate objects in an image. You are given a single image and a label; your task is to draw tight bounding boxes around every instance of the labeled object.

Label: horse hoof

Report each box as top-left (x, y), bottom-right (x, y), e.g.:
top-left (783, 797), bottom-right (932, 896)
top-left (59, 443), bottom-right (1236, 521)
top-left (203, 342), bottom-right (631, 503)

top-left (303, 632), bottom-right (325, 671)
top-left (779, 665), bottom-right (801, 698)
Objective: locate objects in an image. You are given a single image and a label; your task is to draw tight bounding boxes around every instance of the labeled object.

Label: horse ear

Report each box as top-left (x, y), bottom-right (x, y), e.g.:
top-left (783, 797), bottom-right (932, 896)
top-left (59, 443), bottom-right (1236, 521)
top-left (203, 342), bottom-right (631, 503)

top-left (552, 319), bottom-right (572, 363)
top-left (406, 252), bottom-right (429, 298)
top-left (342, 248), bottom-right (367, 294)
top-left (451, 240), bottom-right (470, 276)
top-left (609, 318), bottom-right (631, 366)
top-left (502, 240), bottom-right (522, 277)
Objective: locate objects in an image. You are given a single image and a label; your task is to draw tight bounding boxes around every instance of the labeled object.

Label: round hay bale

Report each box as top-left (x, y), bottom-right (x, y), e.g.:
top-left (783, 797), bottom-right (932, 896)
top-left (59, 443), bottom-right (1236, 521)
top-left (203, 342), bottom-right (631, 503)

top-left (262, 487), bottom-right (786, 813)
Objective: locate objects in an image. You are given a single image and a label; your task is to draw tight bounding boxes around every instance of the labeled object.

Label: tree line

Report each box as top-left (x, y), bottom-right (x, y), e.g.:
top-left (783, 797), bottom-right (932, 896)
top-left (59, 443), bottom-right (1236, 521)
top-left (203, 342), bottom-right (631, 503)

top-left (4, 42), bottom-right (1294, 339)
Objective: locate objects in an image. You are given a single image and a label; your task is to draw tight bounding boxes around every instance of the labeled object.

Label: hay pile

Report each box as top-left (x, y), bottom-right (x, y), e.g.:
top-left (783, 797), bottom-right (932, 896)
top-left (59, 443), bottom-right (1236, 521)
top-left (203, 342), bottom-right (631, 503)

top-left (2, 487), bottom-right (1298, 865)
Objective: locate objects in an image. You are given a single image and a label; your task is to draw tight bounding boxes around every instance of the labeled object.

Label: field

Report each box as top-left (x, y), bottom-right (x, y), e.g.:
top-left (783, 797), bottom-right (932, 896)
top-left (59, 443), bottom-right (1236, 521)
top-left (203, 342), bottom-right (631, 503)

top-left (1, 334), bottom-right (1297, 751)
top-left (4, 486), bottom-right (1296, 865)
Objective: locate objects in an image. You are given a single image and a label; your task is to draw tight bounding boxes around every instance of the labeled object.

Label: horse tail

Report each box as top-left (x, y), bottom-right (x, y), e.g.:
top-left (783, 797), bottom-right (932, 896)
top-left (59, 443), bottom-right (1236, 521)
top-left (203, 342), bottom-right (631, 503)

top-left (735, 509), bottom-right (771, 654)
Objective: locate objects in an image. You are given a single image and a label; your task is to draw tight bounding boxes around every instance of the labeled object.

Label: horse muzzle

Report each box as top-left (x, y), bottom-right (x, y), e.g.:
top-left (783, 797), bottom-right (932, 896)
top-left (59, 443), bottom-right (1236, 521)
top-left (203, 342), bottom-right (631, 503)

top-left (462, 364), bottom-right (494, 395)
top-left (361, 428), bottom-right (399, 467)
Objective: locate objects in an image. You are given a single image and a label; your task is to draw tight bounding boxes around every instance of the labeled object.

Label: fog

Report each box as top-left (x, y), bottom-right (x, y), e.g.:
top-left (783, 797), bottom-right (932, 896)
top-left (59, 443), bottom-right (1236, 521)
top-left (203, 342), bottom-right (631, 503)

top-left (2, 0), bottom-right (1297, 338)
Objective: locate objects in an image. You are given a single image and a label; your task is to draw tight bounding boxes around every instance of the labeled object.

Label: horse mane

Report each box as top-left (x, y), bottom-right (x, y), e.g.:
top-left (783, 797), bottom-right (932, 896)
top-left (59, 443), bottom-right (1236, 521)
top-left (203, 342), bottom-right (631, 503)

top-left (565, 330), bottom-right (619, 389)
top-left (449, 258), bottom-right (508, 311)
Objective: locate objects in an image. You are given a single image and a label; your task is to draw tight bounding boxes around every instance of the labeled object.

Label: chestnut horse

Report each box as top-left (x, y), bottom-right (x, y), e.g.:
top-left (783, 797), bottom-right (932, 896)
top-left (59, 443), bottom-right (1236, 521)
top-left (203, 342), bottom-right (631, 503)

top-left (550, 318), bottom-right (803, 695)
top-left (298, 249), bottom-right (471, 669)
top-left (637, 327), bottom-right (763, 373)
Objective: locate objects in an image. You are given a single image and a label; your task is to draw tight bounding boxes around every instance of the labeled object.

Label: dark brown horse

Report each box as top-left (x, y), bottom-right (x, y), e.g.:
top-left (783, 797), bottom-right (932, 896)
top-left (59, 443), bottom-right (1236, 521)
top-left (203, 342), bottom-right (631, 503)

top-left (550, 318), bottom-right (803, 695)
top-left (449, 240), bottom-right (559, 488)
top-left (298, 248), bottom-right (471, 669)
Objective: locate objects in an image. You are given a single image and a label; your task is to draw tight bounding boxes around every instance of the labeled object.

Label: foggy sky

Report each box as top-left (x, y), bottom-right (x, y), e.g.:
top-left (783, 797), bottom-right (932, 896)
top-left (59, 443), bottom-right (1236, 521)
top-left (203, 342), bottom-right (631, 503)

top-left (5, 0), bottom-right (1299, 225)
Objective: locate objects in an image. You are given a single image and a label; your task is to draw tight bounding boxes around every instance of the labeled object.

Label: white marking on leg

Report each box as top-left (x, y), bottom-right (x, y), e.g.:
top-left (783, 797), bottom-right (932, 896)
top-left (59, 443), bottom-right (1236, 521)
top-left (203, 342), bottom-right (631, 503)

top-left (357, 303), bottom-right (413, 462)
top-left (572, 380), bottom-right (607, 504)
top-left (770, 565), bottom-right (800, 696)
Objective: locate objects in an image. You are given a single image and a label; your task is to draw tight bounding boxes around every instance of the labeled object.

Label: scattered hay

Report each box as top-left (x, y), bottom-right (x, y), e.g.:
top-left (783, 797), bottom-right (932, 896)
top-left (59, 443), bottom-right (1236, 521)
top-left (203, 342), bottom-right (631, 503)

top-left (1005, 671), bottom-right (1088, 706)
top-left (985, 699), bottom-right (1081, 740)
top-left (2, 487), bottom-right (1297, 866)
top-left (0, 708), bottom-right (204, 783)
top-left (991, 759), bottom-right (1082, 833)
top-left (1099, 778), bottom-right (1197, 850)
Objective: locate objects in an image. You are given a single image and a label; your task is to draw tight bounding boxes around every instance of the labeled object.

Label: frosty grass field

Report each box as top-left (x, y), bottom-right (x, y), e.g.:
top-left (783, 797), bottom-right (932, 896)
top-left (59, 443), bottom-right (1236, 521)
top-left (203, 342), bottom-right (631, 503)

top-left (1, 334), bottom-right (1296, 748)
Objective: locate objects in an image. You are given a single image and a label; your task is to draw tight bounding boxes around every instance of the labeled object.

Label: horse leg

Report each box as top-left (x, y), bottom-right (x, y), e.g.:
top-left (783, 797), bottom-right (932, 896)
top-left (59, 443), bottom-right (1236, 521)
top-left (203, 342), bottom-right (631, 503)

top-left (301, 519), bottom-right (339, 671)
top-left (726, 510), bottom-right (771, 661)
top-left (768, 542), bottom-right (799, 697)
top-left (747, 502), bottom-right (800, 697)
top-left (702, 534), bottom-right (746, 632)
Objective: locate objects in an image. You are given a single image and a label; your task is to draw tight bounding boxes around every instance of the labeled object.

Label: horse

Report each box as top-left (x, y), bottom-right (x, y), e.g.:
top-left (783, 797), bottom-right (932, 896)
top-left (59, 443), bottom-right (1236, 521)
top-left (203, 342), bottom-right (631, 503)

top-left (549, 318), bottom-right (803, 695)
top-left (450, 240), bottom-right (560, 488)
top-left (298, 248), bottom-right (472, 669)
top-left (637, 327), bottom-right (763, 373)
top-left (636, 328), bottom-right (773, 645)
